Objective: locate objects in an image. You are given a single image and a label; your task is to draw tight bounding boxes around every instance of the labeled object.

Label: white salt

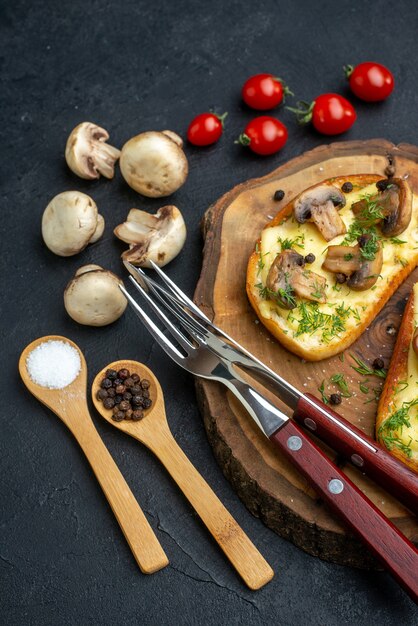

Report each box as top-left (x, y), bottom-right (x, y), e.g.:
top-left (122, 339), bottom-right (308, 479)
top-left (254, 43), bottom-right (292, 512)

top-left (26, 340), bottom-right (81, 389)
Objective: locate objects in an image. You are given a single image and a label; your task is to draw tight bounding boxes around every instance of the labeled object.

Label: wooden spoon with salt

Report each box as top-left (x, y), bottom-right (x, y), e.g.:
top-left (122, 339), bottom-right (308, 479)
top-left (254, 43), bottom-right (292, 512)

top-left (19, 336), bottom-right (169, 574)
top-left (92, 359), bottom-right (274, 590)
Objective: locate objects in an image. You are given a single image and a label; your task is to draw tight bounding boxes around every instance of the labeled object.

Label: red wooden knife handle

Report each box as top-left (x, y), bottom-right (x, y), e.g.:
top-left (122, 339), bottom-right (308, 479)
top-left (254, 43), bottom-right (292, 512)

top-left (294, 393), bottom-right (418, 515)
top-left (270, 419), bottom-right (418, 604)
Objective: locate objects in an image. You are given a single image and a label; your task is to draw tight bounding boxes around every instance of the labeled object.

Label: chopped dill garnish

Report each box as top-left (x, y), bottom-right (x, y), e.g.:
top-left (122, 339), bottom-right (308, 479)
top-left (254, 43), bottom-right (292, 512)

top-left (359, 382), bottom-right (369, 394)
top-left (291, 301), bottom-right (352, 343)
top-left (338, 353), bottom-right (345, 362)
top-left (343, 253), bottom-right (353, 261)
top-left (277, 285), bottom-right (297, 308)
top-left (395, 380), bottom-right (409, 394)
top-left (341, 223), bottom-right (380, 261)
top-left (389, 237), bottom-right (407, 245)
top-left (363, 387), bottom-right (382, 404)
top-left (379, 434), bottom-right (413, 457)
top-left (356, 192), bottom-right (385, 226)
top-left (359, 232), bottom-right (380, 261)
top-left (318, 380), bottom-right (329, 405)
top-left (395, 256), bottom-right (409, 268)
top-left (255, 282), bottom-right (296, 309)
top-left (277, 234), bottom-right (305, 251)
top-left (350, 355), bottom-right (387, 378)
top-left (330, 373), bottom-right (351, 397)
top-left (310, 279), bottom-right (325, 300)
top-left (378, 399), bottom-right (418, 457)
top-left (255, 244), bottom-right (269, 275)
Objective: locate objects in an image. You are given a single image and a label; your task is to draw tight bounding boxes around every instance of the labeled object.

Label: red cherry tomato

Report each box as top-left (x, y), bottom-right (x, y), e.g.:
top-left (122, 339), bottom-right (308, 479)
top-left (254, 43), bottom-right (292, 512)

top-left (187, 112), bottom-right (227, 146)
top-left (345, 62), bottom-right (394, 102)
top-left (288, 94), bottom-right (356, 135)
top-left (242, 73), bottom-right (293, 110)
top-left (238, 116), bottom-right (288, 155)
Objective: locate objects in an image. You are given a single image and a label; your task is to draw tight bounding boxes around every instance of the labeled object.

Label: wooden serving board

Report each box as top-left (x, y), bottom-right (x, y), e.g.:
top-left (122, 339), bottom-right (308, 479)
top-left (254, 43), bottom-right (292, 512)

top-left (194, 139), bottom-right (418, 568)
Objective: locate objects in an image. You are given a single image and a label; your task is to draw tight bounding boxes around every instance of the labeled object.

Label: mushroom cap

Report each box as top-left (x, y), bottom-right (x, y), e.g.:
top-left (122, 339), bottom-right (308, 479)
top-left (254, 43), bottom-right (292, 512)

top-left (380, 178), bottom-right (412, 237)
top-left (352, 178), bottom-right (412, 237)
top-left (294, 184), bottom-right (346, 223)
top-left (64, 265), bottom-right (127, 326)
top-left (65, 122), bottom-right (121, 180)
top-left (119, 131), bottom-right (189, 197)
top-left (42, 191), bottom-right (102, 257)
top-left (347, 237), bottom-right (383, 291)
top-left (114, 205), bottom-right (187, 267)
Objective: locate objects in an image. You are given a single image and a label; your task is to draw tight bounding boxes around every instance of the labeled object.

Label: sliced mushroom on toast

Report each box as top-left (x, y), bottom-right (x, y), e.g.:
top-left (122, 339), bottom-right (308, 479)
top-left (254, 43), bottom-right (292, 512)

top-left (266, 249), bottom-right (327, 309)
top-left (294, 184), bottom-right (347, 241)
top-left (322, 234), bottom-right (383, 290)
top-left (352, 178), bottom-right (412, 237)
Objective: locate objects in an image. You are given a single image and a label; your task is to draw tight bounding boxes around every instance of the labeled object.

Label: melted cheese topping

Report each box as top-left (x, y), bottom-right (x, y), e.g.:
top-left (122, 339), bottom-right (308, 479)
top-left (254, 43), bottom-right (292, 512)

top-left (381, 283), bottom-right (418, 461)
top-left (252, 182), bottom-right (418, 351)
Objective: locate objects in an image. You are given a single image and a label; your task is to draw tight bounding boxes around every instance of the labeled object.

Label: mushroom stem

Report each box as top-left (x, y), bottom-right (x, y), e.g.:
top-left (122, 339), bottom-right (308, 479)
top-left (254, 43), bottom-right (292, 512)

top-left (114, 205), bottom-right (187, 268)
top-left (310, 200), bottom-right (347, 241)
top-left (322, 245), bottom-right (361, 275)
top-left (293, 184), bottom-right (347, 241)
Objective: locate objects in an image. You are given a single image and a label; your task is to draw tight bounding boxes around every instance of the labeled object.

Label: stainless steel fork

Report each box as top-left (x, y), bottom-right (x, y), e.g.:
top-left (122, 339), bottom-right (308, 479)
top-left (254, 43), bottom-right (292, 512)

top-left (120, 273), bottom-right (418, 604)
top-left (123, 260), bottom-right (418, 517)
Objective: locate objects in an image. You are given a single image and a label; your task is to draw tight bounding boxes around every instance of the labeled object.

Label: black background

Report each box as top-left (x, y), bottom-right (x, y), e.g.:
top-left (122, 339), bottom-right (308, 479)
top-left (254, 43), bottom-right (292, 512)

top-left (1, 1), bottom-right (418, 624)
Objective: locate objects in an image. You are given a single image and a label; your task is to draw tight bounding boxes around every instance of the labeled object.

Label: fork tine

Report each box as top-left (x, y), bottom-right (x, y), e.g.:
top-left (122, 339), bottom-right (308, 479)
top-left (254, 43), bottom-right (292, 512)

top-left (146, 261), bottom-right (279, 364)
top-left (126, 278), bottom-right (197, 351)
top-left (124, 262), bottom-right (210, 337)
top-left (119, 284), bottom-right (186, 362)
top-left (148, 260), bottom-right (211, 322)
top-left (128, 272), bottom-right (210, 339)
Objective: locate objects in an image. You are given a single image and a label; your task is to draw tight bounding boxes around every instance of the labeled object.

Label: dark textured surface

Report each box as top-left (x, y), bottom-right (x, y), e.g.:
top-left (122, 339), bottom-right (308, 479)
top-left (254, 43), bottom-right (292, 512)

top-left (1, 1), bottom-right (418, 624)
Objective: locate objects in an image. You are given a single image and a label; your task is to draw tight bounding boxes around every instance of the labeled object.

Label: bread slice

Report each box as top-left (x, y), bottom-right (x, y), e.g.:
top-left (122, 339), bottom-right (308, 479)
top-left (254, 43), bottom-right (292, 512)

top-left (376, 284), bottom-right (418, 471)
top-left (246, 175), bottom-right (418, 361)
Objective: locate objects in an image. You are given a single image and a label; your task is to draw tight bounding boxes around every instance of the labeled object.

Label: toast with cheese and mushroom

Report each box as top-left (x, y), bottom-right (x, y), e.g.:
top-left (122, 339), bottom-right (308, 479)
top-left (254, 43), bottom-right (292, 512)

top-left (246, 174), bottom-right (418, 360)
top-left (376, 283), bottom-right (418, 472)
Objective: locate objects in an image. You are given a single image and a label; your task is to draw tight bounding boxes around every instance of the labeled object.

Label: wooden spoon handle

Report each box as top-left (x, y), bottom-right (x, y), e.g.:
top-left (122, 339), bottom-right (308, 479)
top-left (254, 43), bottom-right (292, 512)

top-left (143, 425), bottom-right (273, 589)
top-left (75, 422), bottom-right (168, 573)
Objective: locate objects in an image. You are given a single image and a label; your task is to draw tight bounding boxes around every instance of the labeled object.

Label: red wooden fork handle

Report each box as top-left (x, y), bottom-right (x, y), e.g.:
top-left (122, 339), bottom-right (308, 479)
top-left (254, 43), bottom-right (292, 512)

top-left (270, 419), bottom-right (418, 604)
top-left (294, 393), bottom-right (418, 515)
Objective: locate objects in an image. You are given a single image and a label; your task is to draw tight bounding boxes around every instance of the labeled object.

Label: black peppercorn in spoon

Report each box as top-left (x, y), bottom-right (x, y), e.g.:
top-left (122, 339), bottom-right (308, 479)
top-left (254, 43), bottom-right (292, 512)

top-left (92, 359), bottom-right (274, 590)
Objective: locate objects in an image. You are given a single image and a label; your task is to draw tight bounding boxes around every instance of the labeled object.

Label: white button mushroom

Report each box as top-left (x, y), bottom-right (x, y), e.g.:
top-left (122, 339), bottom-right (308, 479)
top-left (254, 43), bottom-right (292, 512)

top-left (64, 265), bottom-right (127, 326)
top-left (114, 205), bottom-right (187, 267)
top-left (42, 191), bottom-right (105, 257)
top-left (119, 131), bottom-right (188, 197)
top-left (65, 122), bottom-right (121, 180)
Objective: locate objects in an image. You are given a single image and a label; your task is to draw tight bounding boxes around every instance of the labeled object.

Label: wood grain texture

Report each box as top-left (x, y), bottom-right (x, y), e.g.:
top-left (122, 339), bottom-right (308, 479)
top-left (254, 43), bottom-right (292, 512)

top-left (194, 140), bottom-right (418, 567)
top-left (19, 337), bottom-right (169, 574)
top-left (92, 360), bottom-right (274, 590)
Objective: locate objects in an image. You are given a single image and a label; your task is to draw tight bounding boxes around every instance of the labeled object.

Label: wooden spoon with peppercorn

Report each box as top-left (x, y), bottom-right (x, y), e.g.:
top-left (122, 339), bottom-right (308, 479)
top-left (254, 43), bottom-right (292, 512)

top-left (19, 336), bottom-right (169, 575)
top-left (92, 360), bottom-right (274, 590)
